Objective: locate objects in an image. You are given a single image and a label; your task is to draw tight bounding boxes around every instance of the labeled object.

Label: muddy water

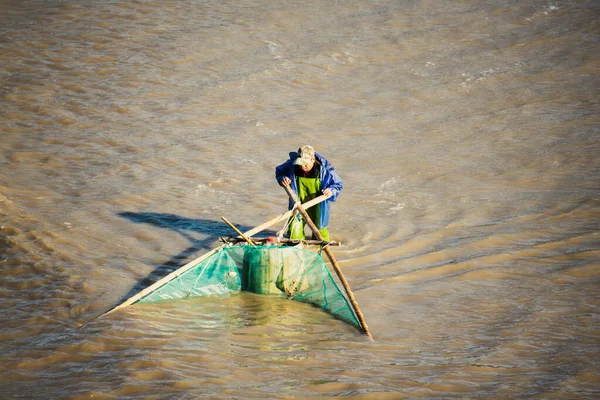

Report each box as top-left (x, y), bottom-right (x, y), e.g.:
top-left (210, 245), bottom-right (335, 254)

top-left (1, 1), bottom-right (599, 398)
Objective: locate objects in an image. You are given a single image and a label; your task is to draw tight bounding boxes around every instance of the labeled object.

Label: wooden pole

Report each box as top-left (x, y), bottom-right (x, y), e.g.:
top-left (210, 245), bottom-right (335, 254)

top-left (221, 216), bottom-right (256, 246)
top-left (282, 183), bottom-right (372, 338)
top-left (242, 194), bottom-right (329, 238)
top-left (94, 244), bottom-right (227, 320)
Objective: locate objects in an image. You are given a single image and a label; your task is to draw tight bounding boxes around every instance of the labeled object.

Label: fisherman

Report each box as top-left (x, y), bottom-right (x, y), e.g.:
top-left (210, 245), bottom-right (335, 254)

top-left (275, 145), bottom-right (343, 241)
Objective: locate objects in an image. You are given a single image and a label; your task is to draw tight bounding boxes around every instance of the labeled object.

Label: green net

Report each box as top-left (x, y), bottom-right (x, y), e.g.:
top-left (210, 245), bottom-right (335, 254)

top-left (137, 245), bottom-right (360, 329)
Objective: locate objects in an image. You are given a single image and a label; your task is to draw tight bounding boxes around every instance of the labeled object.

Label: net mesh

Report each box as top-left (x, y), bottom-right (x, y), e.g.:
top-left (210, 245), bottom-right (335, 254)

top-left (137, 245), bottom-right (360, 329)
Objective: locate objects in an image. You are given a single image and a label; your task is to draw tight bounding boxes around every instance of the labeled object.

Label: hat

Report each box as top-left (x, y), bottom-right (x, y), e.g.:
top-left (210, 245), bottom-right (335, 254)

top-left (294, 145), bottom-right (315, 166)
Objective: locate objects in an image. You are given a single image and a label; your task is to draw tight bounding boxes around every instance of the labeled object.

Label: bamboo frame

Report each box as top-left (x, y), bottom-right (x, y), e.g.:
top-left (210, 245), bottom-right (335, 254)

top-left (92, 194), bottom-right (331, 322)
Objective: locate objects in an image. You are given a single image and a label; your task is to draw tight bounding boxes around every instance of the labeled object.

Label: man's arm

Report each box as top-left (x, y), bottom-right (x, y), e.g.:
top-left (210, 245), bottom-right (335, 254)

top-left (323, 166), bottom-right (343, 201)
top-left (275, 161), bottom-right (289, 185)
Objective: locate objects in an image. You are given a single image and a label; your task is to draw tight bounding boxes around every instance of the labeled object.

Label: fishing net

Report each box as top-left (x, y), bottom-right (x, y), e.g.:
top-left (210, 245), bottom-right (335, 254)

top-left (137, 245), bottom-right (360, 329)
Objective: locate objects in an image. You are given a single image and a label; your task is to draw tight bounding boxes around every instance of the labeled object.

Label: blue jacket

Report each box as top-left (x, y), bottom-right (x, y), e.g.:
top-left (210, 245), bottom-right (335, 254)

top-left (275, 152), bottom-right (343, 229)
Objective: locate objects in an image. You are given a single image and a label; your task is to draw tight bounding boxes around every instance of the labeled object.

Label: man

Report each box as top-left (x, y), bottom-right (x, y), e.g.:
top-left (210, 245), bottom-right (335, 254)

top-left (275, 145), bottom-right (343, 241)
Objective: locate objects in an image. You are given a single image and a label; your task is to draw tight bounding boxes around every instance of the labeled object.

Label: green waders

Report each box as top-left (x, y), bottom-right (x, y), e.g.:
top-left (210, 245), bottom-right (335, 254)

top-left (288, 176), bottom-right (330, 241)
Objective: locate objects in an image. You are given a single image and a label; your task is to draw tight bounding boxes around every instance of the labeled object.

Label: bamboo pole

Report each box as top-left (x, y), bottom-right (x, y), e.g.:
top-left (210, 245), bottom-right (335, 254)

top-left (221, 217), bottom-right (256, 246)
top-left (282, 183), bottom-right (372, 338)
top-left (95, 244), bottom-right (227, 320)
top-left (242, 194), bottom-right (329, 238)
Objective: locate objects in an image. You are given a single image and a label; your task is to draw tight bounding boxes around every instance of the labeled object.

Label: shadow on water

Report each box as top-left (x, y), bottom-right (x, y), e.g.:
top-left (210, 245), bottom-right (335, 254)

top-left (112, 211), bottom-right (278, 309)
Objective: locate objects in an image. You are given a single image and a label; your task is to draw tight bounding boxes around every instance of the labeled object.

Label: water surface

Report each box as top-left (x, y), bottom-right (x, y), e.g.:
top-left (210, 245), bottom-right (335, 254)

top-left (1, 1), bottom-right (598, 398)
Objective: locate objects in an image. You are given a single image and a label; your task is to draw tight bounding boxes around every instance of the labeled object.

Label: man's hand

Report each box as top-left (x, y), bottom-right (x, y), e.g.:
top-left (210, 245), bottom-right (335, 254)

top-left (322, 188), bottom-right (333, 197)
top-left (280, 177), bottom-right (292, 186)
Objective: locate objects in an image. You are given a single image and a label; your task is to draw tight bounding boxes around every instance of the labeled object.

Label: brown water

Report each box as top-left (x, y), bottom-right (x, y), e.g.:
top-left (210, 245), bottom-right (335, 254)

top-left (1, 1), bottom-right (599, 398)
